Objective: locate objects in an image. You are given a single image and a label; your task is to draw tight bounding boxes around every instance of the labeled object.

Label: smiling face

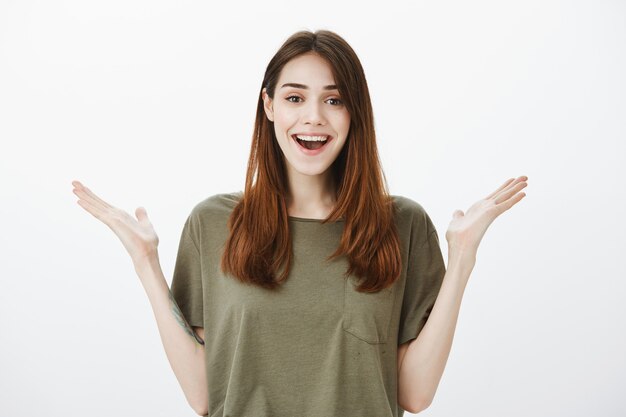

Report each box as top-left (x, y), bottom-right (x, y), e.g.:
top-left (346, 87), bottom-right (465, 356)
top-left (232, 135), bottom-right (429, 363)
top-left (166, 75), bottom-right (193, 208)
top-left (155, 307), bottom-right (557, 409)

top-left (262, 52), bottom-right (351, 180)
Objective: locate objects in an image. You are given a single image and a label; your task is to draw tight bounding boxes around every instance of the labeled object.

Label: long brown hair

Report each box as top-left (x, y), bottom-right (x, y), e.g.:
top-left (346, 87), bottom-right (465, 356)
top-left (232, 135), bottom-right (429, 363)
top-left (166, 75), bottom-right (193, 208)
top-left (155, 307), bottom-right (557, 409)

top-left (220, 29), bottom-right (402, 293)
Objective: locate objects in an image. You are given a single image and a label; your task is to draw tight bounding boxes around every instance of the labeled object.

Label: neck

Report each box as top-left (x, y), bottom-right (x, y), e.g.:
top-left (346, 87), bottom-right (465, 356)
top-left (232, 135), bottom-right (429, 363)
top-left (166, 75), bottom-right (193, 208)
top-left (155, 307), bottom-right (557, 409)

top-left (286, 169), bottom-right (336, 219)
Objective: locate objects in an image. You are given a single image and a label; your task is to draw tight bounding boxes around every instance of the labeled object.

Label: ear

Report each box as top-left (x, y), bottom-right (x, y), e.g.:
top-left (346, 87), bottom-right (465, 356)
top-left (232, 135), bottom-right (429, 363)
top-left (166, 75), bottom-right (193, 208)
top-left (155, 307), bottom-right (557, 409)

top-left (262, 88), bottom-right (274, 122)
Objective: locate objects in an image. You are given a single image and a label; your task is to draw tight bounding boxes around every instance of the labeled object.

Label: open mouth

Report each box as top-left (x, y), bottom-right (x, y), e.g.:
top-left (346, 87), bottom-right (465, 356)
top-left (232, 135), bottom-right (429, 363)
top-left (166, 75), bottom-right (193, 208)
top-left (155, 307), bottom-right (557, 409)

top-left (291, 134), bottom-right (333, 151)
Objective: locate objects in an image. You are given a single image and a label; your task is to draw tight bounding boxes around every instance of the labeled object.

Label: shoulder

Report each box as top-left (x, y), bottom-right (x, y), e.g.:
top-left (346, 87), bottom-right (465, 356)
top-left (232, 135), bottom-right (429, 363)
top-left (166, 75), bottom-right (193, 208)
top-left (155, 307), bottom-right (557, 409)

top-left (391, 194), bottom-right (425, 214)
top-left (390, 194), bottom-right (438, 243)
top-left (186, 190), bottom-right (243, 227)
top-left (390, 194), bottom-right (432, 225)
top-left (192, 190), bottom-right (243, 215)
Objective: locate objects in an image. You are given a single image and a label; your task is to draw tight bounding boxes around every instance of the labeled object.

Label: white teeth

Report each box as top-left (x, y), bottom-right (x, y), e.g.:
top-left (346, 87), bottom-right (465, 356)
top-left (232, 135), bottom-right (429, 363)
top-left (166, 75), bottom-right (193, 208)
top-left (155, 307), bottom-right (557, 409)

top-left (294, 135), bottom-right (329, 142)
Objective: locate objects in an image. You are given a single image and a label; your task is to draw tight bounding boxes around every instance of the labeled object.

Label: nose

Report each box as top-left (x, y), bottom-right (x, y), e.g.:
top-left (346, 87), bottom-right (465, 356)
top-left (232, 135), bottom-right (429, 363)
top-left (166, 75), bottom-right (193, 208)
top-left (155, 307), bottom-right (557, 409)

top-left (302, 100), bottom-right (326, 125)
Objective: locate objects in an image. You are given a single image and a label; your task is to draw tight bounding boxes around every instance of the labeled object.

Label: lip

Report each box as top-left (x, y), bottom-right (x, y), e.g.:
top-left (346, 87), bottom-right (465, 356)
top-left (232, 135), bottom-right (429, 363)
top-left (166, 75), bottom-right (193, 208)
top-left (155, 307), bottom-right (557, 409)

top-left (290, 133), bottom-right (334, 156)
top-left (291, 132), bottom-right (333, 138)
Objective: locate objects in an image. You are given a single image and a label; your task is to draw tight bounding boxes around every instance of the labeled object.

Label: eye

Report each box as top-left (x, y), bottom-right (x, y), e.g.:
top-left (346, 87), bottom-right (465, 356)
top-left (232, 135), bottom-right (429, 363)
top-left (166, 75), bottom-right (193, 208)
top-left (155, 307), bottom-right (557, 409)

top-left (285, 95), bottom-right (343, 106)
top-left (286, 95), bottom-right (302, 103)
top-left (326, 98), bottom-right (343, 106)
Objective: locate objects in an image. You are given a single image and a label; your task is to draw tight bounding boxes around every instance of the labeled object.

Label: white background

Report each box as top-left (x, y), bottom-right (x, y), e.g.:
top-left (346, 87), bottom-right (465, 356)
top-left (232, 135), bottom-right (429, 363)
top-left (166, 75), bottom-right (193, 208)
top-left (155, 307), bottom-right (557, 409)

top-left (1, 0), bottom-right (624, 416)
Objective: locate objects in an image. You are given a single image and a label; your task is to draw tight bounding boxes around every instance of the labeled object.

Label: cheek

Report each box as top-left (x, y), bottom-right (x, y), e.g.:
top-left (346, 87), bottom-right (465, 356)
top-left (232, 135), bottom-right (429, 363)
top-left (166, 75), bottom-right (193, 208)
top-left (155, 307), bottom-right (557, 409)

top-left (332, 109), bottom-right (350, 129)
top-left (273, 105), bottom-right (298, 129)
top-left (336, 116), bottom-right (351, 137)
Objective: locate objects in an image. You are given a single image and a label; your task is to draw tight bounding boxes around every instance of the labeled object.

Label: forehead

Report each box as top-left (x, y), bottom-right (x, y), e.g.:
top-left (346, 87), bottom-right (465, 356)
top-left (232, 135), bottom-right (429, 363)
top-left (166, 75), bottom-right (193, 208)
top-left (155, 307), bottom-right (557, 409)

top-left (277, 53), bottom-right (337, 89)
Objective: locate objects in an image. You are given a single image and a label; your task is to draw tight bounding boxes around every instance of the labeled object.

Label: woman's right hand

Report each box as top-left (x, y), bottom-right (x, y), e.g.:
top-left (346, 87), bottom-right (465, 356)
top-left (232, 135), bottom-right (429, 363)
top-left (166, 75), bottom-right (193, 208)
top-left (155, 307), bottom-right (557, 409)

top-left (71, 180), bottom-right (160, 269)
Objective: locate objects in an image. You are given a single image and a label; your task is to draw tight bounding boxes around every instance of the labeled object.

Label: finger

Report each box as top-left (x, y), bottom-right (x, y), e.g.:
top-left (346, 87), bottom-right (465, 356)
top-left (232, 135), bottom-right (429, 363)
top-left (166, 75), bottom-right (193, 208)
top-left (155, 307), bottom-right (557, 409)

top-left (73, 187), bottom-right (109, 213)
top-left (75, 184), bottom-right (112, 211)
top-left (494, 181), bottom-right (527, 205)
top-left (490, 175), bottom-right (527, 201)
top-left (72, 182), bottom-right (113, 211)
top-left (495, 190), bottom-right (526, 213)
top-left (486, 175), bottom-right (529, 201)
top-left (485, 178), bottom-right (515, 200)
top-left (76, 196), bottom-right (108, 222)
top-left (77, 198), bottom-right (127, 234)
top-left (136, 206), bottom-right (150, 224)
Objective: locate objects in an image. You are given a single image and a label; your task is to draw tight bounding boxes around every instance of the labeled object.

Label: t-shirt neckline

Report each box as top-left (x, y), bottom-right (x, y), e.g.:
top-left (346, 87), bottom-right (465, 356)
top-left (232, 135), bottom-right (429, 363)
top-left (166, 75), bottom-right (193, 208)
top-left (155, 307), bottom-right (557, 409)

top-left (288, 215), bottom-right (344, 223)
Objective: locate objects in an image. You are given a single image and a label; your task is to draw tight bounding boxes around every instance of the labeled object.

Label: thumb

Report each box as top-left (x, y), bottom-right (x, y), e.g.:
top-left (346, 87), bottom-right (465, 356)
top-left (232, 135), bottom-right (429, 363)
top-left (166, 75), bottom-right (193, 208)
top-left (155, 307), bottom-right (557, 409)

top-left (452, 209), bottom-right (464, 219)
top-left (135, 206), bottom-right (150, 224)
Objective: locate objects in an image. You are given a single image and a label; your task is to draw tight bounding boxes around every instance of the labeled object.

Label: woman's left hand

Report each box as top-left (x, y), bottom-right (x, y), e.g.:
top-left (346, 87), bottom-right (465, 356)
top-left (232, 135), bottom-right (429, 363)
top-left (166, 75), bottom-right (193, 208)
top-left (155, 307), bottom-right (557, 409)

top-left (445, 175), bottom-right (528, 258)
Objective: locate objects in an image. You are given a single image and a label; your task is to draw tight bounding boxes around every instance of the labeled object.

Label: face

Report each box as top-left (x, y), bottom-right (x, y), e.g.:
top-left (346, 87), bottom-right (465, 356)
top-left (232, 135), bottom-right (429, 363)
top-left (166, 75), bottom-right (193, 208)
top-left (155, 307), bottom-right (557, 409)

top-left (262, 52), bottom-right (351, 178)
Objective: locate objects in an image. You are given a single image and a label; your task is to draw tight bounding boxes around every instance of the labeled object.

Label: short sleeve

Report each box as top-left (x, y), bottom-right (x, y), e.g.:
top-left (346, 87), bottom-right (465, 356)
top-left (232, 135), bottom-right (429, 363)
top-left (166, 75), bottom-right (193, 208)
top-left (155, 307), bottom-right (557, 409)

top-left (398, 210), bottom-right (446, 346)
top-left (170, 213), bottom-right (204, 328)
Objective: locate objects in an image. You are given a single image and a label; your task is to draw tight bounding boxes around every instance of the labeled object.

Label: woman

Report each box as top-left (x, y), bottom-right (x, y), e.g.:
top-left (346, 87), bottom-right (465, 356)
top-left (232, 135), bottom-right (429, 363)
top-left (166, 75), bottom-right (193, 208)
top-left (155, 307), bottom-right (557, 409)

top-left (72, 29), bottom-right (527, 417)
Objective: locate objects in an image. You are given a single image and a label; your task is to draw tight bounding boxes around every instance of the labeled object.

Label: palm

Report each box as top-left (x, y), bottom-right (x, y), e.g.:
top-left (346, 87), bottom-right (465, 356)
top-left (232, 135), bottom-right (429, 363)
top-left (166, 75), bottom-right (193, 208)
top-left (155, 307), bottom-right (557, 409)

top-left (445, 176), bottom-right (528, 254)
top-left (71, 180), bottom-right (159, 265)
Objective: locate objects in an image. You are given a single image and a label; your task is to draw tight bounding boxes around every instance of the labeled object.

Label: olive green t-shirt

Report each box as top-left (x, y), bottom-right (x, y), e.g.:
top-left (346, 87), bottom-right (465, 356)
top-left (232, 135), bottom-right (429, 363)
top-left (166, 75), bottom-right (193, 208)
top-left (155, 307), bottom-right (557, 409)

top-left (170, 191), bottom-right (446, 417)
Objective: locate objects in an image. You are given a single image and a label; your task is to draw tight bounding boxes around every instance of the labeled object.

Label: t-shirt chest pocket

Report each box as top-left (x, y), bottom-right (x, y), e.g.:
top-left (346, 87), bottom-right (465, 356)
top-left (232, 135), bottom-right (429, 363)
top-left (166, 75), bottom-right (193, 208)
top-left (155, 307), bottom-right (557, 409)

top-left (342, 276), bottom-right (397, 344)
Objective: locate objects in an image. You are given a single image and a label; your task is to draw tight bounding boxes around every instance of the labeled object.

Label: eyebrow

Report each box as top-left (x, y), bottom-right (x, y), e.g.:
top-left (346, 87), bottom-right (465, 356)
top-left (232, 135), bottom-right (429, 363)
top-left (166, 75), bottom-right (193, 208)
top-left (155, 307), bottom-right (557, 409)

top-left (280, 82), bottom-right (338, 91)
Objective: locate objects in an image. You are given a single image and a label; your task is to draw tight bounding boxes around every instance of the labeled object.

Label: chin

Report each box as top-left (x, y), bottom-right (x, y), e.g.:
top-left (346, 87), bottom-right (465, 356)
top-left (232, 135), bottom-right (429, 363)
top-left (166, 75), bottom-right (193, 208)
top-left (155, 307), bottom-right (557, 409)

top-left (289, 161), bottom-right (333, 177)
top-left (293, 167), bottom-right (328, 177)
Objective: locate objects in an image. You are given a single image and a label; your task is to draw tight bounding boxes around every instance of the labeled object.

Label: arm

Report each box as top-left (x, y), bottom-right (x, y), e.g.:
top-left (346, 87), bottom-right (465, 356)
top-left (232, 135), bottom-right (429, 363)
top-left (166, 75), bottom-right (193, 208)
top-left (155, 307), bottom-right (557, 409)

top-left (398, 175), bottom-right (527, 413)
top-left (137, 255), bottom-right (209, 416)
top-left (397, 251), bottom-right (474, 413)
top-left (71, 181), bottom-right (209, 415)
